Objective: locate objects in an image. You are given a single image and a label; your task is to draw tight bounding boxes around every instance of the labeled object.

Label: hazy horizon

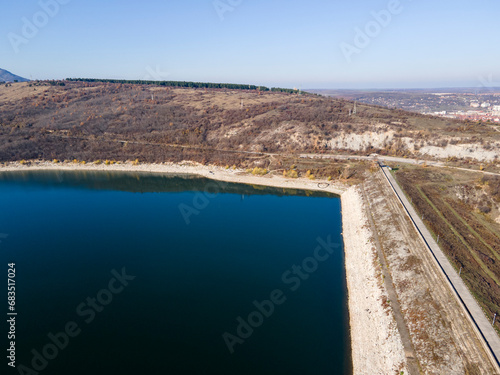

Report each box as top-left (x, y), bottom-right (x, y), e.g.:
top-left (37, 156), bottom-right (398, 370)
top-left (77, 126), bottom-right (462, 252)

top-left (3, 68), bottom-right (499, 92)
top-left (2, 0), bottom-right (499, 90)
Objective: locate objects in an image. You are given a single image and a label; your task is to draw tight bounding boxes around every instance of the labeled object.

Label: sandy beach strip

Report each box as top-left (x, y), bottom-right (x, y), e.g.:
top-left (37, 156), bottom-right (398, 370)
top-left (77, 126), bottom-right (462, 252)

top-left (341, 186), bottom-right (408, 374)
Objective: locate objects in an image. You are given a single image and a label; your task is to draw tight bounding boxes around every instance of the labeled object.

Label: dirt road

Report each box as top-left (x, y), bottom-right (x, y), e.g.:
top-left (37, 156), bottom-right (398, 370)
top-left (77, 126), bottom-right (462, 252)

top-left (381, 165), bottom-right (500, 370)
top-left (363, 169), bottom-right (499, 374)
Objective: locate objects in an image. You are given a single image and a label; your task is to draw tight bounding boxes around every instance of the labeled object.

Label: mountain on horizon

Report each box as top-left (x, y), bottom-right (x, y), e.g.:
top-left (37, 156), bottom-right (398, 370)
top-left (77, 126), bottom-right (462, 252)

top-left (0, 68), bottom-right (29, 83)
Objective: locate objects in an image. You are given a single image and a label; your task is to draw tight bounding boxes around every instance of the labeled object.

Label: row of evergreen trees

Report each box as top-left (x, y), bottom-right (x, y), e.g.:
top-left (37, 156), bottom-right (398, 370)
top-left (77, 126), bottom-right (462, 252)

top-left (65, 78), bottom-right (300, 93)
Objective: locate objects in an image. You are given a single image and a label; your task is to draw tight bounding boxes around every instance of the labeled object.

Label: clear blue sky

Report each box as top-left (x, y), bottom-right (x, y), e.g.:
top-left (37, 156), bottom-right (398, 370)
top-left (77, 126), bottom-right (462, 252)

top-left (1, 0), bottom-right (499, 89)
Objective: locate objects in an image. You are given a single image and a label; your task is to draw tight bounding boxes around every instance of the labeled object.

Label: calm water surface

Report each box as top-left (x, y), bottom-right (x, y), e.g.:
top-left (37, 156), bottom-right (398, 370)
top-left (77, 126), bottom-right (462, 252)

top-left (0, 171), bottom-right (350, 375)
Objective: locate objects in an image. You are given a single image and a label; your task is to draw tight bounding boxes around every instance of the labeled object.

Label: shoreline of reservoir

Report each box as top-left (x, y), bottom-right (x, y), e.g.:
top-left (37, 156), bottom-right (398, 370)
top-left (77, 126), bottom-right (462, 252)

top-left (0, 160), bottom-right (348, 195)
top-left (341, 186), bottom-right (408, 374)
top-left (0, 160), bottom-right (407, 374)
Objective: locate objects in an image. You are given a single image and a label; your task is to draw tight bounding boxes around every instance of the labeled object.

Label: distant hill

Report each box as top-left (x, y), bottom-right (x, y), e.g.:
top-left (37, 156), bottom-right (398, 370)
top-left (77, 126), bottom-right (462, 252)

top-left (1, 79), bottom-right (494, 167)
top-left (0, 68), bottom-right (29, 83)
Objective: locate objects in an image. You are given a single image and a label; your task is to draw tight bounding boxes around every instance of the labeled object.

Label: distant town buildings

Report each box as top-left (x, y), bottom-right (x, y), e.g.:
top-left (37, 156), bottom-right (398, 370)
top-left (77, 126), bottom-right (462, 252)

top-left (325, 89), bottom-right (500, 124)
top-left (431, 109), bottom-right (499, 122)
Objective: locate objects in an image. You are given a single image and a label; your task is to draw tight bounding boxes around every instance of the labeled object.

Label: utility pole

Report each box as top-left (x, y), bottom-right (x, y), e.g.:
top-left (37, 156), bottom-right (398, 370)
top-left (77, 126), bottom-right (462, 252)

top-left (459, 267), bottom-right (462, 276)
top-left (493, 313), bottom-right (497, 326)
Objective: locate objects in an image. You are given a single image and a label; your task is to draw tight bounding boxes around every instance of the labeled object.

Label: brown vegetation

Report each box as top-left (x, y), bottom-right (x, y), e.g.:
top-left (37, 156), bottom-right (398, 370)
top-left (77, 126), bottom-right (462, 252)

top-left (364, 170), bottom-right (498, 373)
top-left (1, 81), bottom-right (493, 169)
top-left (395, 167), bottom-right (500, 334)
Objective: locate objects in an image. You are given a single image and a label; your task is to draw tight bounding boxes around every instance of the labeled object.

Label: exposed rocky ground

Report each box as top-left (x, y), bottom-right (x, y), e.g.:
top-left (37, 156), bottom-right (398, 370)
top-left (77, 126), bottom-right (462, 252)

top-left (1, 81), bottom-right (498, 166)
top-left (342, 186), bottom-right (408, 374)
top-left (363, 170), bottom-right (498, 374)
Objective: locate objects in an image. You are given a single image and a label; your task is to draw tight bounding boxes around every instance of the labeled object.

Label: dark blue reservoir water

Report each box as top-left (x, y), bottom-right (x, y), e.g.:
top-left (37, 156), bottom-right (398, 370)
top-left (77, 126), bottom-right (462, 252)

top-left (0, 171), bottom-right (350, 375)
